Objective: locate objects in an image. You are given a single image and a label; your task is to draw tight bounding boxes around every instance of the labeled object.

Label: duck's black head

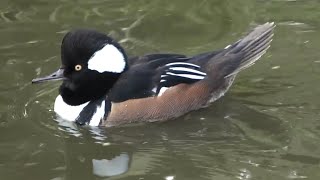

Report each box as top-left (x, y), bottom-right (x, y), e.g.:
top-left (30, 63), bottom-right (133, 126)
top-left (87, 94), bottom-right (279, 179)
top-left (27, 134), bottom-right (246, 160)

top-left (32, 29), bottom-right (128, 105)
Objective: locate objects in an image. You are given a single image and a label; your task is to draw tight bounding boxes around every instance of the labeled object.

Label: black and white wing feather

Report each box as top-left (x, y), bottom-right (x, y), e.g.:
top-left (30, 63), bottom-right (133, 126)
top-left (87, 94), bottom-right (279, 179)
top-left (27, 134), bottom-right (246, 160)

top-left (156, 62), bottom-right (207, 95)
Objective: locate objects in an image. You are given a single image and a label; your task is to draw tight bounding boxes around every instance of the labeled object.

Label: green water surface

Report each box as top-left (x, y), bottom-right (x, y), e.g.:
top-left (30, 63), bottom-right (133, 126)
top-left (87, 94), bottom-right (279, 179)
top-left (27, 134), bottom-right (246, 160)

top-left (1, 0), bottom-right (320, 179)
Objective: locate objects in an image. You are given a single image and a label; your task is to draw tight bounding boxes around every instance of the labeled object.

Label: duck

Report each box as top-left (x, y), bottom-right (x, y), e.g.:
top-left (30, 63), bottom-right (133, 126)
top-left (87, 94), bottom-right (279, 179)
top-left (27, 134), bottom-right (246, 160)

top-left (32, 22), bottom-right (275, 127)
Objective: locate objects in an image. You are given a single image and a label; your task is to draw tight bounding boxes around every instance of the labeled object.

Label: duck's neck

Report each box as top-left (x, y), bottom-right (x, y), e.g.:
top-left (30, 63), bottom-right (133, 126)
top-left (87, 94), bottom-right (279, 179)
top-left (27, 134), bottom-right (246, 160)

top-left (59, 83), bottom-right (107, 106)
top-left (58, 72), bottom-right (121, 106)
top-left (54, 95), bottom-right (107, 126)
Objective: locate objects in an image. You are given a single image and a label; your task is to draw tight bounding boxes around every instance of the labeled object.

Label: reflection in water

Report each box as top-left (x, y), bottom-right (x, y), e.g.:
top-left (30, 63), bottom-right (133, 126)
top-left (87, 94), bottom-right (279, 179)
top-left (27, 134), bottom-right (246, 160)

top-left (52, 97), bottom-right (289, 179)
top-left (92, 153), bottom-right (130, 177)
top-left (61, 127), bottom-right (133, 179)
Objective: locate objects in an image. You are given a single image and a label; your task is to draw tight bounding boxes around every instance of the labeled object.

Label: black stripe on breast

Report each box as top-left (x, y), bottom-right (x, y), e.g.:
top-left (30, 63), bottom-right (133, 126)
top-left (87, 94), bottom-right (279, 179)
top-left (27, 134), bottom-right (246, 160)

top-left (75, 97), bottom-right (105, 126)
top-left (100, 98), bottom-right (112, 126)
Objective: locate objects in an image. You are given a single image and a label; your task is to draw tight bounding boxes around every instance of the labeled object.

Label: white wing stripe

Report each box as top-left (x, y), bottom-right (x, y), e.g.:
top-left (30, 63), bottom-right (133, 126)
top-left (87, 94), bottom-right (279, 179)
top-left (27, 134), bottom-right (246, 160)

top-left (166, 72), bottom-right (205, 80)
top-left (169, 67), bottom-right (207, 76)
top-left (224, 44), bottom-right (231, 49)
top-left (165, 62), bottom-right (200, 68)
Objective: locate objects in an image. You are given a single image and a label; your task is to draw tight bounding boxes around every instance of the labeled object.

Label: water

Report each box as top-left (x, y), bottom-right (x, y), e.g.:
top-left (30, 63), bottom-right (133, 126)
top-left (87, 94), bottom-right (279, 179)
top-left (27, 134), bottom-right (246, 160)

top-left (1, 0), bottom-right (320, 179)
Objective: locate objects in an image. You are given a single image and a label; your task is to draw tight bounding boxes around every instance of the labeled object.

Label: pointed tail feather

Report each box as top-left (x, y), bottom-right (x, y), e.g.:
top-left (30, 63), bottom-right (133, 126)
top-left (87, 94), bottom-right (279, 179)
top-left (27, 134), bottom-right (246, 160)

top-left (223, 22), bottom-right (275, 77)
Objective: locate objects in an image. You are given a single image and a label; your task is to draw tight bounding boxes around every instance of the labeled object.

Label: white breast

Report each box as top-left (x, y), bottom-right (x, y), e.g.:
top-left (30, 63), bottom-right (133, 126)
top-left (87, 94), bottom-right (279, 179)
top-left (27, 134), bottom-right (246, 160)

top-left (54, 95), bottom-right (105, 126)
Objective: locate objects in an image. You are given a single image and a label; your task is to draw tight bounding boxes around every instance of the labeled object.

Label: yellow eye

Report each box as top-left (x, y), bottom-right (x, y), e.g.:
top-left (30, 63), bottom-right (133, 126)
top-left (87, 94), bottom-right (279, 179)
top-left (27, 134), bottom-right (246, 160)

top-left (75, 64), bottom-right (82, 71)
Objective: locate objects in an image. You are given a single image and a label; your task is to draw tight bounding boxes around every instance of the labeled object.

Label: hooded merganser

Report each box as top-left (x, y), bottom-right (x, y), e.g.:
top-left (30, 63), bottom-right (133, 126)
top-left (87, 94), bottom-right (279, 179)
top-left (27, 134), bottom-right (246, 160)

top-left (32, 22), bottom-right (275, 127)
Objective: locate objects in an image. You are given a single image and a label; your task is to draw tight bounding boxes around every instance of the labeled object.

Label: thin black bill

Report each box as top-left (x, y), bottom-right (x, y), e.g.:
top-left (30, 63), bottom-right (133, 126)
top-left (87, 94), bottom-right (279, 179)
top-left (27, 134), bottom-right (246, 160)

top-left (32, 68), bottom-right (65, 84)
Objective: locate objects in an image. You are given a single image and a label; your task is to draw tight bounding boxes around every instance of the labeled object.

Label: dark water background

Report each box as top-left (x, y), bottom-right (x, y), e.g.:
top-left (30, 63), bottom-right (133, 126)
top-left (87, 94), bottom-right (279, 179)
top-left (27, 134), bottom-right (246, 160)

top-left (1, 0), bottom-right (320, 179)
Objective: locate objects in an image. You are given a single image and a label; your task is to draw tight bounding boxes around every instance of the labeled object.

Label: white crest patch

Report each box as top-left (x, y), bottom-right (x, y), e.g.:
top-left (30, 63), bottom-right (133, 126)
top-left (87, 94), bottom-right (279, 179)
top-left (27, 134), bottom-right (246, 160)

top-left (54, 95), bottom-right (105, 126)
top-left (88, 44), bottom-right (125, 73)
